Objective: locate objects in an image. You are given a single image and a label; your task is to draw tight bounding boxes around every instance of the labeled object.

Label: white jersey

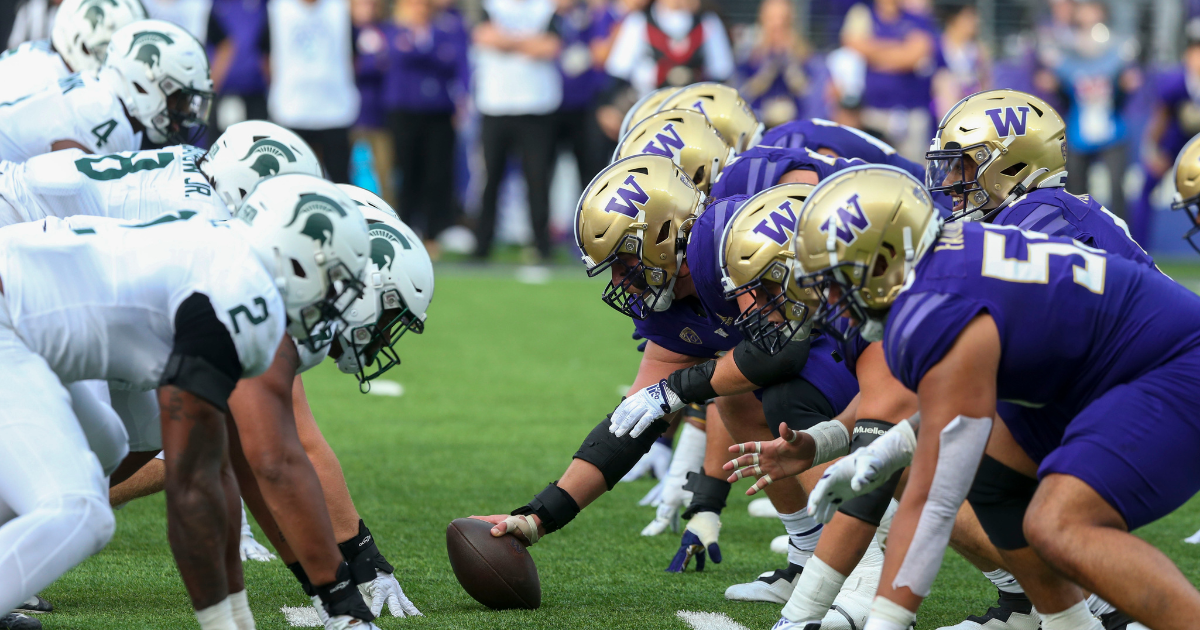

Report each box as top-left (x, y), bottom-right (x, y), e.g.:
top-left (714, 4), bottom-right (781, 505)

top-left (0, 145), bottom-right (228, 226)
top-left (0, 215), bottom-right (284, 390)
top-left (0, 40), bottom-right (71, 103)
top-left (0, 71), bottom-right (138, 162)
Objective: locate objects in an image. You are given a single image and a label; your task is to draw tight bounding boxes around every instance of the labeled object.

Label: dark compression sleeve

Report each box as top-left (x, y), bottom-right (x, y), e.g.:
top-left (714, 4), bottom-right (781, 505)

top-left (159, 292), bottom-right (243, 413)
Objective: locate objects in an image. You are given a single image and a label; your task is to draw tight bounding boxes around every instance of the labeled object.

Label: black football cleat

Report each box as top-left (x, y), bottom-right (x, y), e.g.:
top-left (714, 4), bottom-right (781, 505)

top-left (14, 596), bottom-right (51, 614)
top-left (0, 613), bottom-right (41, 630)
top-left (935, 589), bottom-right (1039, 630)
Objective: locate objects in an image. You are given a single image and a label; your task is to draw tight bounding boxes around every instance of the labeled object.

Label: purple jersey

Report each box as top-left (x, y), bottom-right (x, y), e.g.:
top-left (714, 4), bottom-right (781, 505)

top-left (991, 187), bottom-right (1153, 267)
top-left (884, 222), bottom-right (1200, 461)
top-left (709, 146), bottom-right (863, 199)
top-left (861, 7), bottom-right (938, 111)
top-left (1154, 67), bottom-right (1200, 157)
top-left (828, 317), bottom-right (872, 377)
top-left (381, 13), bottom-right (468, 113)
top-left (760, 119), bottom-right (922, 180)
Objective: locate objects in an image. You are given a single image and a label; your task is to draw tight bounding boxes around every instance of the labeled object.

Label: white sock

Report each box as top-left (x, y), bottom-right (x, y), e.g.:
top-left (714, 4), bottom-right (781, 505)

top-left (983, 568), bottom-right (1024, 594)
top-left (1042, 599), bottom-right (1102, 630)
top-left (863, 596), bottom-right (916, 630)
top-left (1086, 593), bottom-right (1115, 617)
top-left (229, 590), bottom-right (256, 630)
top-left (779, 509), bottom-right (823, 567)
top-left (240, 502), bottom-right (254, 539)
top-left (195, 596), bottom-right (238, 630)
top-left (781, 556), bottom-right (847, 622)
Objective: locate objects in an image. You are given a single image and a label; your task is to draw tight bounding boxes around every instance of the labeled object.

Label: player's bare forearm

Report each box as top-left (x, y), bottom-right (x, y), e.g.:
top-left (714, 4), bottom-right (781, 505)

top-left (230, 423), bottom-right (297, 562)
top-left (159, 385), bottom-right (234, 610)
top-left (293, 375), bottom-right (361, 542)
top-left (221, 453), bottom-right (246, 593)
top-left (109, 456), bottom-right (165, 506)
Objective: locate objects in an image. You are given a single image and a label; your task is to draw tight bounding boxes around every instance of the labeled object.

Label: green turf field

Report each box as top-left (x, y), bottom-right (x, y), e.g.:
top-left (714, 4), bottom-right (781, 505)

top-left (38, 263), bottom-right (1200, 629)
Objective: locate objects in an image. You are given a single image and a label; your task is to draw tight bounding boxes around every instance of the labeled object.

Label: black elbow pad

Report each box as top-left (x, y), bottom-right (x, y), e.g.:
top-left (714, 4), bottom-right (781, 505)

top-left (732, 334), bottom-right (811, 388)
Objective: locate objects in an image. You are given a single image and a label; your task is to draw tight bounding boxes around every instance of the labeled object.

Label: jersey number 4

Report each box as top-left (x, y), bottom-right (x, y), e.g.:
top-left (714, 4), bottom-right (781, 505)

top-left (980, 227), bottom-right (1106, 294)
top-left (229, 297), bottom-right (270, 334)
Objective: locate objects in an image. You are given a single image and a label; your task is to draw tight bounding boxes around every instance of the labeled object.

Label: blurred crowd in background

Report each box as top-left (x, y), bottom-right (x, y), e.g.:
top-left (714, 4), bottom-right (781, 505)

top-left (3, 0), bottom-right (1200, 261)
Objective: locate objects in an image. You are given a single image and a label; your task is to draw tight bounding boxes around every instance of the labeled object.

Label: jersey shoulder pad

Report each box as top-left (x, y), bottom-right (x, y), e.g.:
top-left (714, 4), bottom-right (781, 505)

top-left (198, 241), bottom-right (287, 378)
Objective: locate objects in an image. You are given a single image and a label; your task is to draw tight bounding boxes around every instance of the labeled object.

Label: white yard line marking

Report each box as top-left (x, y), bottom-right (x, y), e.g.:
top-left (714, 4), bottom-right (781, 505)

top-left (677, 610), bottom-right (752, 630)
top-left (368, 380), bottom-right (404, 397)
top-left (281, 606), bottom-right (321, 627)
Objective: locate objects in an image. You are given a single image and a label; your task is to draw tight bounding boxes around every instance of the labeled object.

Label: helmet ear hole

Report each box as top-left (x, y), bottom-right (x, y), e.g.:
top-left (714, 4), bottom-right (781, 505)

top-left (693, 165), bottom-right (705, 184)
top-left (291, 259), bottom-right (307, 278)
top-left (655, 220), bottom-right (671, 245)
top-left (1001, 162), bottom-right (1027, 177)
top-left (134, 82), bottom-right (148, 94)
top-left (238, 188), bottom-right (247, 198)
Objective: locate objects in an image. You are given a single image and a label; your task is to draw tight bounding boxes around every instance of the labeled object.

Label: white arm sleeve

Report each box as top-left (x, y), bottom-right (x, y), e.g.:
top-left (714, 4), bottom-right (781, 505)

top-left (892, 414), bottom-right (991, 597)
top-left (701, 13), bottom-right (734, 81)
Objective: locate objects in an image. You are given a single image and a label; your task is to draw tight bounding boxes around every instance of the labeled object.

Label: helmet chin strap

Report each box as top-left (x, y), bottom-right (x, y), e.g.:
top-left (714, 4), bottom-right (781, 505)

top-left (651, 275), bottom-right (677, 312)
top-left (980, 167), bottom-right (1051, 222)
top-left (859, 317), bottom-right (885, 343)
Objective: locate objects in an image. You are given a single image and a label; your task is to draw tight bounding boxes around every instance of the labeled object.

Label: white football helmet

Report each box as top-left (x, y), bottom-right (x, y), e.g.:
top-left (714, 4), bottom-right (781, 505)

top-left (102, 19), bottom-right (213, 144)
top-left (234, 174), bottom-right (371, 349)
top-left (334, 185), bottom-right (434, 386)
top-left (201, 120), bottom-right (323, 209)
top-left (52, 0), bottom-right (147, 73)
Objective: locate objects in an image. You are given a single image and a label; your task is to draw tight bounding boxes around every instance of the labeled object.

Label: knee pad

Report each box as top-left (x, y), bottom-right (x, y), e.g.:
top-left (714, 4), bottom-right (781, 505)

top-left (681, 472), bottom-right (731, 519)
top-left (967, 455), bottom-right (1038, 551)
top-left (573, 408), bottom-right (670, 490)
top-left (838, 419), bottom-right (904, 527)
top-left (761, 377), bottom-right (835, 437)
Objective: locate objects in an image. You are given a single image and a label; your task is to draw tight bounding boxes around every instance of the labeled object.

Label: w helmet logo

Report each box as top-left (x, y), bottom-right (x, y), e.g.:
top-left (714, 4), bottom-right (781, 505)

top-left (819, 194), bottom-right (871, 245)
top-left (604, 175), bottom-right (650, 219)
top-left (984, 106), bottom-right (1030, 137)
top-left (641, 123), bottom-right (685, 159)
top-left (751, 200), bottom-right (797, 246)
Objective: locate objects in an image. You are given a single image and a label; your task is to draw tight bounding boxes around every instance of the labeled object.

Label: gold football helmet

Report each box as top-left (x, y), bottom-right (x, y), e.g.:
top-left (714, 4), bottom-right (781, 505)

top-left (657, 82), bottom-right (764, 153)
top-left (575, 154), bottom-right (705, 318)
top-left (1172, 133), bottom-right (1200, 253)
top-left (794, 165), bottom-right (941, 342)
top-left (719, 183), bottom-right (817, 354)
top-left (619, 87), bottom-right (677, 140)
top-left (615, 109), bottom-right (734, 194)
top-left (926, 89), bottom-right (1066, 222)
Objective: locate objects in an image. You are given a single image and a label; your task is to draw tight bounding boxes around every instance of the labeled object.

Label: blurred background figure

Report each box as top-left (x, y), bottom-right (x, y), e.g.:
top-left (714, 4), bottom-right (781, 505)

top-left (471, 0), bottom-right (562, 263)
top-left (266, 0), bottom-right (361, 183)
top-left (553, 0), bottom-right (606, 196)
top-left (385, 0), bottom-right (468, 252)
top-left (207, 0), bottom-right (270, 138)
top-left (588, 0), bottom-right (649, 143)
top-left (603, 0), bottom-right (733, 97)
top-left (932, 2), bottom-right (988, 119)
top-left (350, 0), bottom-right (392, 202)
top-left (839, 0), bottom-right (939, 161)
top-left (1042, 0), bottom-right (1141, 221)
top-left (7, 0), bottom-right (58, 48)
top-left (733, 0), bottom-right (819, 128)
top-left (143, 0), bottom-right (212, 39)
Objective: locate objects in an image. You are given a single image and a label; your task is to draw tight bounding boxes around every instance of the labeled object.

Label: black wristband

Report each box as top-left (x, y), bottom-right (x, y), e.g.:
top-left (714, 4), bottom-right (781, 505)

top-left (680, 472), bottom-right (731, 519)
top-left (512, 482), bottom-right (580, 534)
top-left (666, 360), bottom-right (718, 404)
top-left (337, 519), bottom-right (395, 584)
top-left (314, 561), bottom-right (375, 622)
top-left (287, 561), bottom-right (315, 597)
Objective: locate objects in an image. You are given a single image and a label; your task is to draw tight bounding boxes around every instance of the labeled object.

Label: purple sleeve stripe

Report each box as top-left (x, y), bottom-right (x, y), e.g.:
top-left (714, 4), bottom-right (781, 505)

top-left (745, 158), bottom-right (762, 196)
top-left (887, 292), bottom-right (951, 371)
top-left (1016, 203), bottom-right (1061, 232)
top-left (1036, 216), bottom-right (1074, 238)
top-left (761, 160), bottom-right (781, 191)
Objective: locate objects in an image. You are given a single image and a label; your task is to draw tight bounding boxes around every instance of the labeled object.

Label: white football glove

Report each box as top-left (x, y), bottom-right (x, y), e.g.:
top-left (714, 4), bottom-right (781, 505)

top-left (239, 502), bottom-right (276, 562)
top-left (358, 570), bottom-right (422, 618)
top-left (807, 419), bottom-right (918, 523)
top-left (610, 380), bottom-right (685, 438)
top-left (621, 439), bottom-right (672, 482)
top-left (641, 422), bottom-right (704, 536)
top-left (638, 478), bottom-right (666, 506)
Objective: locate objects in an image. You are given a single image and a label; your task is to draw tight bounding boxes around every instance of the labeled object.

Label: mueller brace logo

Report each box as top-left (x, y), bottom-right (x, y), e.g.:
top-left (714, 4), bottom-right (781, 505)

top-left (984, 106), bottom-right (1030, 137)
top-left (751, 200), bottom-right (797, 245)
top-left (640, 123), bottom-right (685, 159)
top-left (819, 194), bottom-right (871, 246)
top-left (603, 174), bottom-right (650, 219)
top-left (853, 425), bottom-right (889, 437)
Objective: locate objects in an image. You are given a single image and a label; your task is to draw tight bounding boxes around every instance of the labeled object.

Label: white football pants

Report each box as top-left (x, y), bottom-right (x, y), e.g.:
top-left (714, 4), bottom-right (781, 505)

top-left (0, 294), bottom-right (113, 614)
top-left (67, 381), bottom-right (129, 477)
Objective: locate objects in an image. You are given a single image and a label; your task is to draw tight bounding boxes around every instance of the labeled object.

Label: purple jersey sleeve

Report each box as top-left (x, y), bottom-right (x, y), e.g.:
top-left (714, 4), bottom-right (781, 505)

top-left (686, 195), bottom-right (747, 323)
top-left (883, 290), bottom-right (989, 392)
top-left (710, 146), bottom-right (863, 199)
top-left (992, 188), bottom-right (1154, 268)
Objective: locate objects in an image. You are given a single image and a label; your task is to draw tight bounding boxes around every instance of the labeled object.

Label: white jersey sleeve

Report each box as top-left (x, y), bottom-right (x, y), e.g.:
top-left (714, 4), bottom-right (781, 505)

top-left (0, 76), bottom-right (138, 162)
top-left (195, 265), bottom-right (286, 380)
top-left (0, 41), bottom-right (71, 103)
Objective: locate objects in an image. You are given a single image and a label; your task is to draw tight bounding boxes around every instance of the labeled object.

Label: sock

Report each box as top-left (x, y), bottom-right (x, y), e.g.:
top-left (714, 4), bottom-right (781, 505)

top-left (779, 509), bottom-right (823, 567)
top-left (781, 556), bottom-right (847, 623)
top-left (229, 590), bottom-right (256, 630)
top-left (1086, 593), bottom-right (1115, 617)
top-left (240, 502), bottom-right (253, 539)
top-left (863, 596), bottom-right (916, 630)
top-left (983, 568), bottom-right (1024, 594)
top-left (195, 596), bottom-right (238, 630)
top-left (1042, 599), bottom-right (1102, 630)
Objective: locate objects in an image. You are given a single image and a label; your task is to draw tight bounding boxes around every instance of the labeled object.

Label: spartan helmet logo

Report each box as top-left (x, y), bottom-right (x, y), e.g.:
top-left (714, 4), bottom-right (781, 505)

top-left (81, 0), bottom-right (118, 28)
top-left (368, 224), bottom-right (412, 272)
top-left (241, 139), bottom-right (298, 178)
top-left (301, 213), bottom-right (335, 247)
top-left (285, 192), bottom-right (348, 228)
top-left (127, 31), bottom-right (175, 69)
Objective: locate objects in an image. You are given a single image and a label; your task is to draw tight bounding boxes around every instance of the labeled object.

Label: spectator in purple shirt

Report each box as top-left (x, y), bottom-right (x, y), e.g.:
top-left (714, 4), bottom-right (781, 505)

top-left (207, 0), bottom-right (270, 136)
top-left (384, 0), bottom-right (468, 246)
top-left (352, 0), bottom-right (394, 205)
top-left (734, 0), bottom-right (820, 129)
top-left (554, 0), bottom-right (606, 191)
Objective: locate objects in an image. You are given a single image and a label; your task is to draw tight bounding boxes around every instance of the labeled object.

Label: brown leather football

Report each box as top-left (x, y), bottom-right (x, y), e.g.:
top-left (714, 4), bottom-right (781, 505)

top-left (446, 518), bottom-right (541, 610)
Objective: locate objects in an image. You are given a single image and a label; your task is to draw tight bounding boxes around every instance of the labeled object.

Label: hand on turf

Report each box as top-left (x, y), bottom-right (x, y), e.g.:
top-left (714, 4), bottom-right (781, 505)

top-left (610, 380), bottom-right (685, 438)
top-left (806, 450), bottom-right (867, 523)
top-left (640, 501), bottom-right (681, 536)
top-left (621, 439), bottom-right (672, 482)
top-left (667, 511), bottom-right (721, 572)
top-left (239, 534), bottom-right (277, 562)
top-left (359, 570), bottom-right (422, 618)
top-left (724, 423), bottom-right (816, 496)
top-left (471, 514), bottom-right (545, 546)
top-left (638, 478), bottom-right (666, 506)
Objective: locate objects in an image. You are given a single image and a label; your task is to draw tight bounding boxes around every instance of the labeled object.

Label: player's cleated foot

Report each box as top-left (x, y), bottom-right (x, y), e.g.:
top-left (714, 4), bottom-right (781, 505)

top-left (324, 615), bottom-right (380, 630)
top-left (1099, 610), bottom-right (1148, 630)
top-left (770, 617), bottom-right (819, 630)
top-left (0, 613), bottom-right (41, 630)
top-left (936, 589), bottom-right (1039, 630)
top-left (748, 497), bottom-right (779, 518)
top-left (15, 596), bottom-right (52, 613)
top-left (724, 562), bottom-right (803, 603)
top-left (769, 534), bottom-right (789, 554)
top-left (819, 536), bottom-right (885, 630)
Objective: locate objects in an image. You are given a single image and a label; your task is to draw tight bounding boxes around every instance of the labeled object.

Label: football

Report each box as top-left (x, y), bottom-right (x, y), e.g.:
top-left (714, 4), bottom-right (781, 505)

top-left (446, 517), bottom-right (541, 610)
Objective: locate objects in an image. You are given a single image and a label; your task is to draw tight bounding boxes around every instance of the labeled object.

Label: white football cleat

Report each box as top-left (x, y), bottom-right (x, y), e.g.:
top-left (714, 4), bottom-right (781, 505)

top-left (935, 590), bottom-right (1038, 630)
top-left (770, 534), bottom-right (789, 554)
top-left (724, 563), bottom-right (803, 603)
top-left (749, 497), bottom-right (779, 518)
top-left (770, 617), bottom-right (817, 630)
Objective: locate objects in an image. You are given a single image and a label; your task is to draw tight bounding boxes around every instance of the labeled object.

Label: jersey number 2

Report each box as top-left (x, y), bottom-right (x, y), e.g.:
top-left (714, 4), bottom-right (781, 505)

top-left (980, 228), bottom-right (1106, 294)
top-left (229, 297), bottom-right (270, 334)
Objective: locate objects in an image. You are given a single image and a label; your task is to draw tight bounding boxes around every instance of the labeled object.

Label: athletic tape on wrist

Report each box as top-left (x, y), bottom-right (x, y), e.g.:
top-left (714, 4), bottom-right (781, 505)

top-left (666, 360), bottom-right (718, 404)
top-left (501, 514), bottom-right (540, 545)
top-left (512, 482), bottom-right (579, 535)
top-left (803, 419), bottom-right (851, 466)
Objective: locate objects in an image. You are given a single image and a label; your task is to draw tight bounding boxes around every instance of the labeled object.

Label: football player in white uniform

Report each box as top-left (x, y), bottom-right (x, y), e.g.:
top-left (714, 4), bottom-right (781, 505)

top-left (0, 175), bottom-right (370, 630)
top-left (0, 0), bottom-right (147, 102)
top-left (0, 19), bottom-right (212, 161)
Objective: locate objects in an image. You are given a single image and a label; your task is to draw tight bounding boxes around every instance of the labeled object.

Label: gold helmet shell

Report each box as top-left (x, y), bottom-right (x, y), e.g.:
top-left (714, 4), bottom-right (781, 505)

top-left (794, 165), bottom-right (941, 341)
top-left (657, 82), bottom-right (763, 152)
top-left (926, 89), bottom-right (1067, 221)
top-left (718, 183), bottom-right (817, 354)
top-left (575, 154), bottom-right (705, 318)
top-left (615, 109), bottom-right (734, 194)
top-left (619, 87), bottom-right (677, 140)
top-left (1171, 133), bottom-right (1200, 253)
